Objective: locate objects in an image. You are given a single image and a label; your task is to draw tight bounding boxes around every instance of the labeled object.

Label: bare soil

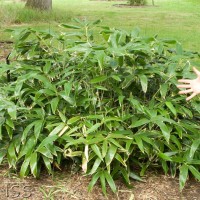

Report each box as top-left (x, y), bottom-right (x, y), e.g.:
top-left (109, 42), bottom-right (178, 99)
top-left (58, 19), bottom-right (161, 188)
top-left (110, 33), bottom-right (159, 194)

top-left (0, 41), bottom-right (13, 62)
top-left (0, 165), bottom-right (200, 200)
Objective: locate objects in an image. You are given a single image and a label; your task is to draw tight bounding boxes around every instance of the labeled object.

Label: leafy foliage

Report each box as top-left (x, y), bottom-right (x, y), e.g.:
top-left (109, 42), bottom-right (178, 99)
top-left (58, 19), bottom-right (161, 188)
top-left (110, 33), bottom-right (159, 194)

top-left (0, 19), bottom-right (200, 194)
top-left (128, 0), bottom-right (147, 6)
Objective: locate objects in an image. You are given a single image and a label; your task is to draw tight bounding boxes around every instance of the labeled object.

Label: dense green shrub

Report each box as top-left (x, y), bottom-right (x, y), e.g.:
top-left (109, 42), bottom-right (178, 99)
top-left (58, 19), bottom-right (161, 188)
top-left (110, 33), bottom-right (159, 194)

top-left (128, 0), bottom-right (147, 6)
top-left (0, 19), bottom-right (200, 194)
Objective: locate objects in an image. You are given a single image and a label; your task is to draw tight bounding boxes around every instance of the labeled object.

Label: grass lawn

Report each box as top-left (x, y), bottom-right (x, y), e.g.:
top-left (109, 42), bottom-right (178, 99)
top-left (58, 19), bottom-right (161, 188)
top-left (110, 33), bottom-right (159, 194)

top-left (0, 0), bottom-right (200, 51)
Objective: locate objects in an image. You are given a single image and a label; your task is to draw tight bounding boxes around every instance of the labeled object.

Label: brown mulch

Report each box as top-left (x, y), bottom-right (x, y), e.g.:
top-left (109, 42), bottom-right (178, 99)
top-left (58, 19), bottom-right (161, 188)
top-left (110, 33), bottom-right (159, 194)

top-left (0, 165), bottom-right (200, 200)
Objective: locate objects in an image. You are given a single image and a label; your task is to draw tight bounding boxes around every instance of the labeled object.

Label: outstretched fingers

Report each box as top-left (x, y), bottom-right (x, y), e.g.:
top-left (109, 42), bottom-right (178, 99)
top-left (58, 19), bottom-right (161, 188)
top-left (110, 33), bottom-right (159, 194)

top-left (186, 93), bottom-right (197, 101)
top-left (178, 79), bottom-right (191, 84)
top-left (178, 88), bottom-right (193, 94)
top-left (193, 67), bottom-right (200, 77)
top-left (177, 84), bottom-right (191, 89)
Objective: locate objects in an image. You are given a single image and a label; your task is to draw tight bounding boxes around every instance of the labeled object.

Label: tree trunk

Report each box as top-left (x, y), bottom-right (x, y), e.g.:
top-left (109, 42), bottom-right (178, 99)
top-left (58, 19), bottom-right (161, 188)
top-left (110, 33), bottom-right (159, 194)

top-left (25, 0), bottom-right (52, 10)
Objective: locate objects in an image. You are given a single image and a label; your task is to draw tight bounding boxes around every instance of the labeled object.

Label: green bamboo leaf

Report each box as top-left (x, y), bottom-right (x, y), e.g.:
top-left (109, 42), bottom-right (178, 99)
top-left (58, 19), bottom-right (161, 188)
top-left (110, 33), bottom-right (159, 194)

top-left (165, 102), bottom-right (177, 116)
top-left (135, 136), bottom-right (144, 153)
top-left (67, 116), bottom-right (81, 125)
top-left (86, 115), bottom-right (104, 120)
top-left (21, 122), bottom-right (35, 143)
top-left (103, 117), bottom-right (122, 123)
top-left (189, 160), bottom-right (200, 165)
top-left (160, 83), bottom-right (168, 99)
top-left (20, 156), bottom-right (30, 177)
top-left (162, 160), bottom-right (169, 174)
top-left (129, 172), bottom-right (144, 182)
top-left (107, 133), bottom-right (132, 140)
top-left (49, 123), bottom-right (66, 136)
top-left (5, 125), bottom-right (13, 139)
top-left (108, 138), bottom-right (124, 150)
top-left (176, 42), bottom-right (183, 55)
top-left (179, 164), bottom-right (189, 191)
top-left (115, 153), bottom-right (127, 167)
top-left (19, 30), bottom-right (31, 41)
top-left (0, 150), bottom-right (6, 164)
top-left (59, 92), bottom-right (75, 105)
top-left (104, 171), bottom-right (117, 193)
top-left (37, 147), bottom-right (53, 159)
top-left (86, 123), bottom-right (101, 134)
top-left (189, 138), bottom-right (200, 158)
top-left (120, 167), bottom-right (130, 185)
top-left (158, 152), bottom-right (172, 161)
top-left (34, 74), bottom-right (56, 92)
top-left (128, 97), bottom-right (143, 112)
top-left (140, 135), bottom-right (155, 147)
top-left (62, 126), bottom-right (79, 136)
top-left (105, 144), bottom-right (117, 167)
top-left (171, 135), bottom-right (181, 150)
top-left (60, 24), bottom-right (81, 29)
top-left (18, 136), bottom-right (36, 159)
top-left (88, 172), bottom-right (100, 192)
top-left (58, 111), bottom-right (67, 123)
top-left (102, 140), bottom-right (108, 158)
top-left (7, 106), bottom-right (17, 120)
top-left (100, 171), bottom-right (106, 195)
top-left (50, 97), bottom-right (59, 114)
top-left (111, 75), bottom-right (121, 82)
top-left (90, 75), bottom-right (107, 84)
top-left (138, 74), bottom-right (148, 93)
top-left (91, 19), bottom-right (102, 25)
top-left (155, 121), bottom-right (170, 143)
top-left (43, 61), bottom-right (51, 74)
top-left (36, 135), bottom-right (58, 151)
top-left (42, 156), bottom-right (52, 173)
top-left (162, 39), bottom-right (177, 44)
top-left (96, 51), bottom-right (105, 70)
top-left (8, 142), bottom-right (16, 161)
top-left (188, 165), bottom-right (200, 181)
top-left (6, 118), bottom-right (14, 129)
top-left (122, 75), bottom-right (134, 89)
top-left (38, 89), bottom-right (55, 96)
top-left (87, 137), bottom-right (104, 145)
top-left (91, 144), bottom-right (103, 161)
top-left (130, 118), bottom-right (150, 128)
top-left (94, 85), bottom-right (108, 91)
top-left (30, 152), bottom-right (37, 177)
top-left (34, 120), bottom-right (43, 140)
top-left (182, 107), bottom-right (193, 118)
top-left (64, 81), bottom-right (73, 96)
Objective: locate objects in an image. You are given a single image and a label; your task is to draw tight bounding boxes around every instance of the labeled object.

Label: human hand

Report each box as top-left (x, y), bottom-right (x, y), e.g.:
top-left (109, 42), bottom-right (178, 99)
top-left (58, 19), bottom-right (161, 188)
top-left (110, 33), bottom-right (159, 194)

top-left (177, 67), bottom-right (200, 101)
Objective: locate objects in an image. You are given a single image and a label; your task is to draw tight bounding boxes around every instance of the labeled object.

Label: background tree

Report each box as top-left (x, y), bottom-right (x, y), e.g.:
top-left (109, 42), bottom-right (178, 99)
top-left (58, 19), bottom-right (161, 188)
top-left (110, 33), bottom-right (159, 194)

top-left (25, 0), bottom-right (52, 10)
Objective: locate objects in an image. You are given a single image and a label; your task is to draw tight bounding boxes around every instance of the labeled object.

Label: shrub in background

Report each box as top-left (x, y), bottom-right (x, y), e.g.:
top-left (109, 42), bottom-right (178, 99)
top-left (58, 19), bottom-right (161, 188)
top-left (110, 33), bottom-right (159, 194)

top-left (0, 19), bottom-right (200, 195)
top-left (128, 0), bottom-right (147, 6)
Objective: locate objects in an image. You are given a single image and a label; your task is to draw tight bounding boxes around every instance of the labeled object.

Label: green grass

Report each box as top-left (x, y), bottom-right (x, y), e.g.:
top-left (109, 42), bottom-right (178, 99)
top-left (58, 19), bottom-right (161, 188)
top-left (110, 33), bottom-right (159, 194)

top-left (0, 0), bottom-right (200, 51)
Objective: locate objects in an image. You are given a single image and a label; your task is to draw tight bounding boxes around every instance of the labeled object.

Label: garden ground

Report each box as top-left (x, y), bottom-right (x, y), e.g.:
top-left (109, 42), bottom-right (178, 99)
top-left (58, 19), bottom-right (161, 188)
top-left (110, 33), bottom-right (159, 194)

top-left (0, 165), bottom-right (200, 200)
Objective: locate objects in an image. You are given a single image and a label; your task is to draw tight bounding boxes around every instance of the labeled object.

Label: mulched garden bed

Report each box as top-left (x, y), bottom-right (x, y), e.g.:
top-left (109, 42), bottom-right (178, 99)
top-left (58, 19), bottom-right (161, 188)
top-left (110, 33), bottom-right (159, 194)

top-left (0, 165), bottom-right (199, 200)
